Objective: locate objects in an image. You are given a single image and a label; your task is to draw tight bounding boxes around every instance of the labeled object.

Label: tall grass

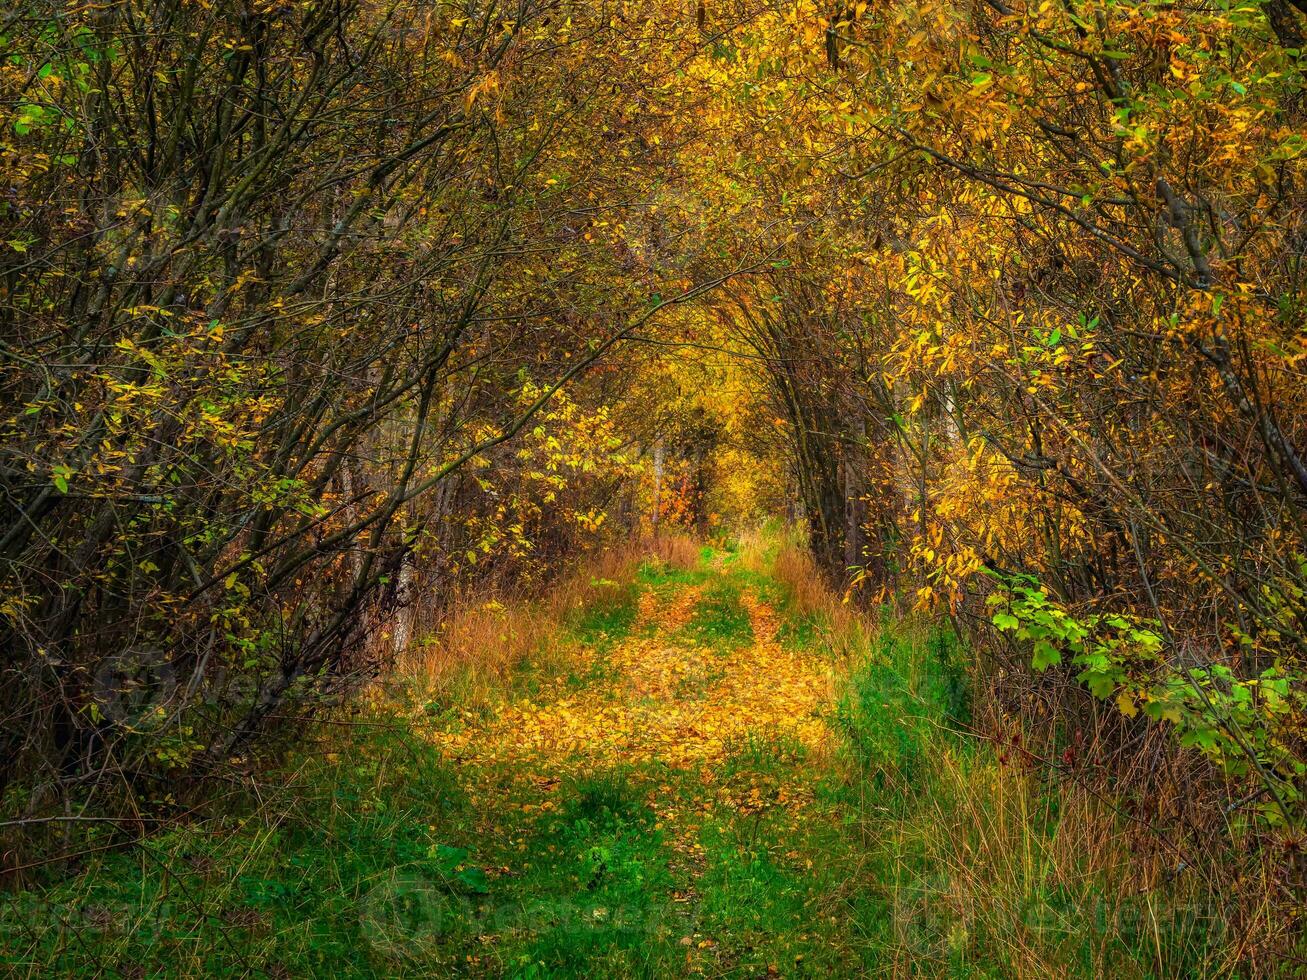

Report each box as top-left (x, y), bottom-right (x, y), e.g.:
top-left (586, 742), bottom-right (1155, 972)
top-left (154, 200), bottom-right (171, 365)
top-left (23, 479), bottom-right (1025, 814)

top-left (395, 534), bottom-right (700, 708)
top-left (740, 522), bottom-right (880, 664)
top-left (826, 619), bottom-right (1261, 976)
top-left (645, 532), bottom-right (702, 572)
top-left (760, 522), bottom-right (1280, 977)
top-left (874, 750), bottom-right (1247, 978)
top-left (394, 542), bottom-right (646, 707)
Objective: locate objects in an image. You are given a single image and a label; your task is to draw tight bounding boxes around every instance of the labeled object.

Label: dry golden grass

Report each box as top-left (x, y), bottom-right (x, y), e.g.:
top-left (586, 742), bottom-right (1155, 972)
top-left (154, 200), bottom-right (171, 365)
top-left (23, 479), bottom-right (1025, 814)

top-left (735, 522), bottom-right (784, 574)
top-left (772, 541), bottom-right (841, 619)
top-left (394, 534), bottom-right (700, 704)
top-left (395, 542), bottom-right (647, 704)
top-left (742, 525), bottom-right (882, 664)
top-left (874, 747), bottom-right (1267, 978)
top-left (646, 531), bottom-right (701, 570)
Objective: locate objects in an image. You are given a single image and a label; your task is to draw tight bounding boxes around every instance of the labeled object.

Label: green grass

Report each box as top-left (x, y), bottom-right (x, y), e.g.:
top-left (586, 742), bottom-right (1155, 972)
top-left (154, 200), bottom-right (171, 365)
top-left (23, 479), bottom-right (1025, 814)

top-left (554, 580), bottom-right (640, 691)
top-left (567, 580), bottom-right (639, 650)
top-left (635, 559), bottom-right (705, 590)
top-left (718, 730), bottom-right (809, 782)
top-left (774, 611), bottom-right (819, 651)
top-left (1, 725), bottom-right (474, 976)
top-left (683, 579), bottom-right (753, 652)
top-left (687, 730), bottom-right (886, 975)
top-left (835, 627), bottom-right (962, 794)
top-left (2, 536), bottom-right (1259, 978)
top-left (0, 742), bottom-right (690, 977)
top-left (498, 766), bottom-right (682, 978)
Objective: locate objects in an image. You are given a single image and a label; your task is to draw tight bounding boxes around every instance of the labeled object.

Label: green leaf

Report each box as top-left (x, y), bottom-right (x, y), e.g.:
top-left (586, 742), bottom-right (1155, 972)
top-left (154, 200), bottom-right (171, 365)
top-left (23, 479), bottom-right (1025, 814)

top-left (52, 464), bottom-right (73, 494)
top-left (455, 865), bottom-right (490, 894)
top-left (991, 611), bottom-right (1019, 631)
top-left (1031, 640), bottom-right (1061, 670)
top-left (1083, 672), bottom-right (1117, 699)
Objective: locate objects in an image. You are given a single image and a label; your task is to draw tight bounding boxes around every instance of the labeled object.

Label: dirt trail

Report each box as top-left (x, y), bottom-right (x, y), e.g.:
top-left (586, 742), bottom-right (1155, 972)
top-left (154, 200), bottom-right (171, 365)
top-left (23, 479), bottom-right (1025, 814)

top-left (416, 564), bottom-right (843, 969)
top-left (423, 571), bottom-right (833, 775)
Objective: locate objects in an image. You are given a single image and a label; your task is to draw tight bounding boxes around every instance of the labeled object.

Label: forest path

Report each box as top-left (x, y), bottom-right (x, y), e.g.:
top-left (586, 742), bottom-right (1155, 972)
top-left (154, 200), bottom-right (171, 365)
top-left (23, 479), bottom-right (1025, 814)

top-left (427, 562), bottom-right (831, 776)
top-left (1, 543), bottom-right (942, 977)
top-left (416, 547), bottom-right (879, 976)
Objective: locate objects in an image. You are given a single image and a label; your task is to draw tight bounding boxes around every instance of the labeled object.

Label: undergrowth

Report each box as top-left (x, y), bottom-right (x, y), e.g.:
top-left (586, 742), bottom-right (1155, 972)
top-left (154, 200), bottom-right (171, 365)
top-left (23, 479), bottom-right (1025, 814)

top-left (0, 531), bottom-right (1282, 977)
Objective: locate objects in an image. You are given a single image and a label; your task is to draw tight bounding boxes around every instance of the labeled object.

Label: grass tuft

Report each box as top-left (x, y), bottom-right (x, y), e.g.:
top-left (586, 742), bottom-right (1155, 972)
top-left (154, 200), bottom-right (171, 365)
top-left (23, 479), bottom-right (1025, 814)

top-left (685, 579), bottom-right (753, 651)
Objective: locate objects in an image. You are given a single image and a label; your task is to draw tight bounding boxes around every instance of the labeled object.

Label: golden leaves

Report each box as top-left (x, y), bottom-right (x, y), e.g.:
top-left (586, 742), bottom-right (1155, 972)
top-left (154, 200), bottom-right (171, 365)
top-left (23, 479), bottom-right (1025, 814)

top-left (421, 577), bottom-right (831, 801)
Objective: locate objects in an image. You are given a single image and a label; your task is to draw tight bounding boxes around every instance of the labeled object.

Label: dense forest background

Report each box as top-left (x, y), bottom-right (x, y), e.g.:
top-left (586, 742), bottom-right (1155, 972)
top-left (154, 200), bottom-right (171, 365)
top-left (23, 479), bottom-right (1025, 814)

top-left (1, 0), bottom-right (1305, 974)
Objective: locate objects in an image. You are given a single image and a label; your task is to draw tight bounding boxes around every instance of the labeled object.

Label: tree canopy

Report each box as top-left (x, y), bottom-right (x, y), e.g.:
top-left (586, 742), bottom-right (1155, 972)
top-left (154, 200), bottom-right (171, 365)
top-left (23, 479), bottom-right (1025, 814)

top-left (2, 0), bottom-right (1304, 934)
